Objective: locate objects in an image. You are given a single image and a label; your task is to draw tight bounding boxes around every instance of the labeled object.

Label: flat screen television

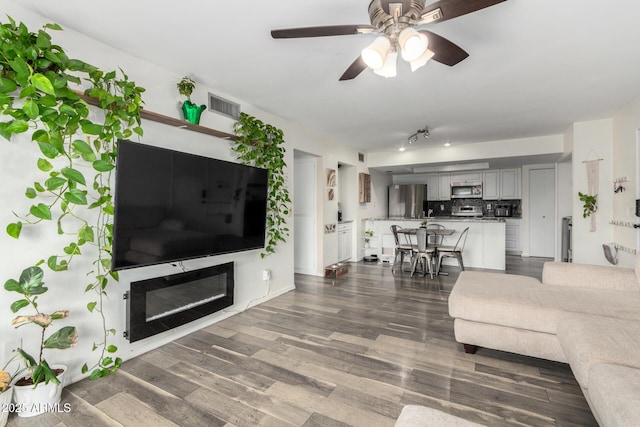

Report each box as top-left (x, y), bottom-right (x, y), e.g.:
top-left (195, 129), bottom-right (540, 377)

top-left (111, 140), bottom-right (268, 271)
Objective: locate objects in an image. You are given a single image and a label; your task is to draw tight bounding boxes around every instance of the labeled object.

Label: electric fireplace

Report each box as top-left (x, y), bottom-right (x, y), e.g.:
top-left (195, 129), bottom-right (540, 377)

top-left (125, 262), bottom-right (234, 342)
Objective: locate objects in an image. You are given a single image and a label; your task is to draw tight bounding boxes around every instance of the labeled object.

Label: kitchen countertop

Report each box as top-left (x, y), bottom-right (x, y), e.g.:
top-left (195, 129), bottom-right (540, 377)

top-left (364, 217), bottom-right (506, 270)
top-left (366, 217), bottom-right (506, 223)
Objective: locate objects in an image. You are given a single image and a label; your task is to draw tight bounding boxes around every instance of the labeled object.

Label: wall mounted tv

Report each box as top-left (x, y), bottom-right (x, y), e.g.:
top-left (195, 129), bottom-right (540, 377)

top-left (111, 140), bottom-right (268, 271)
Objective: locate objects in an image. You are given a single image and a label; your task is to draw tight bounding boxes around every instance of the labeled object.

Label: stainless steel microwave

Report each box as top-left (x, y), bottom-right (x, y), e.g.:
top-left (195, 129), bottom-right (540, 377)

top-left (451, 181), bottom-right (483, 199)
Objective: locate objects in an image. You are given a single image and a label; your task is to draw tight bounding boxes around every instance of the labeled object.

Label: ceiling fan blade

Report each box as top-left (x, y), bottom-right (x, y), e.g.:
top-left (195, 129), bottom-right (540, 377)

top-left (271, 25), bottom-right (375, 39)
top-left (339, 57), bottom-right (368, 81)
top-left (419, 30), bottom-right (468, 66)
top-left (421, 0), bottom-right (507, 23)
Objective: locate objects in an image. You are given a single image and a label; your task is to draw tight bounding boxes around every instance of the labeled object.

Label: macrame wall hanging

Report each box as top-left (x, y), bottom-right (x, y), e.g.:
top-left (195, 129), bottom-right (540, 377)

top-left (582, 150), bottom-right (602, 232)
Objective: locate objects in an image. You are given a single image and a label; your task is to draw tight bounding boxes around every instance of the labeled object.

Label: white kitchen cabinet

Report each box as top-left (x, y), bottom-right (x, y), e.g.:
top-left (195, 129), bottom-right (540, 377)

top-left (505, 218), bottom-right (521, 254)
top-left (426, 173), bottom-right (450, 200)
top-left (500, 168), bottom-right (521, 199)
top-left (451, 171), bottom-right (482, 183)
top-left (483, 168), bottom-right (521, 200)
top-left (438, 172), bottom-right (451, 200)
top-left (482, 170), bottom-right (500, 200)
top-left (338, 222), bottom-right (353, 262)
top-left (426, 173), bottom-right (439, 201)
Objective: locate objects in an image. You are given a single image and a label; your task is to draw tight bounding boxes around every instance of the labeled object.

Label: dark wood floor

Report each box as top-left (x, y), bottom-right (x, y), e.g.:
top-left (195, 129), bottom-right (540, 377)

top-left (7, 256), bottom-right (597, 426)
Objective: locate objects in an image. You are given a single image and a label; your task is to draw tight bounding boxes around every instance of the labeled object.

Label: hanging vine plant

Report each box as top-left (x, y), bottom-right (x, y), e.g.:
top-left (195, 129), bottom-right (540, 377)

top-left (232, 112), bottom-right (290, 257)
top-left (0, 17), bottom-right (145, 379)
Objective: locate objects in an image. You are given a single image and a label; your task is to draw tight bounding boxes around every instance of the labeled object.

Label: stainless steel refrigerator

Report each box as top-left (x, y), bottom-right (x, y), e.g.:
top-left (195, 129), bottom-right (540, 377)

top-left (388, 184), bottom-right (428, 218)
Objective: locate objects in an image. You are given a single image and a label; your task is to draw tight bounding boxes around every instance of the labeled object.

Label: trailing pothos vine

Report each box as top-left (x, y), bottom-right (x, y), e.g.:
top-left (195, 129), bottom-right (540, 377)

top-left (0, 17), bottom-right (145, 379)
top-left (232, 113), bottom-right (291, 257)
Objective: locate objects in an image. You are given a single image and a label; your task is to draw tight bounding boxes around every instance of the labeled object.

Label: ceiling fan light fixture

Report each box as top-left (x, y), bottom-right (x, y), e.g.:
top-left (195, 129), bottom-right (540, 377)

top-left (361, 36), bottom-right (391, 70)
top-left (398, 27), bottom-right (428, 62)
top-left (410, 48), bottom-right (435, 72)
top-left (373, 51), bottom-right (397, 78)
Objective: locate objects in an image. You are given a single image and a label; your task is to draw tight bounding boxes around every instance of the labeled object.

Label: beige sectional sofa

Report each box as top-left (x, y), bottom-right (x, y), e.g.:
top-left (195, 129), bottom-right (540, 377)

top-left (448, 258), bottom-right (640, 426)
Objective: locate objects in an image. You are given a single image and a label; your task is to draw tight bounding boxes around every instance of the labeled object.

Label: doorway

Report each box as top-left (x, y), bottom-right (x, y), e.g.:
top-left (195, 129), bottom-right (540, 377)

top-left (294, 151), bottom-right (318, 274)
top-left (529, 167), bottom-right (556, 257)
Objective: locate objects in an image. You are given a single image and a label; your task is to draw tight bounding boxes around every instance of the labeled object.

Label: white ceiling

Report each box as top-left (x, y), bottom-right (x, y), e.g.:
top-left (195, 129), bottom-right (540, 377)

top-left (13, 0), bottom-right (640, 159)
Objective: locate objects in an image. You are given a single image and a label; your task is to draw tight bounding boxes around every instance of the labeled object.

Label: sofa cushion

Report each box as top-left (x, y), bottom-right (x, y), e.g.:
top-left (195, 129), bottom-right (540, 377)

top-left (543, 262), bottom-right (638, 291)
top-left (556, 313), bottom-right (640, 387)
top-left (588, 364), bottom-right (640, 427)
top-left (449, 271), bottom-right (640, 335)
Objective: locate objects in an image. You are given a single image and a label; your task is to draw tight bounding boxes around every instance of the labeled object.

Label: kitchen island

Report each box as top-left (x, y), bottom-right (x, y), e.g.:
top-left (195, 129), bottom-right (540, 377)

top-left (364, 217), bottom-right (506, 271)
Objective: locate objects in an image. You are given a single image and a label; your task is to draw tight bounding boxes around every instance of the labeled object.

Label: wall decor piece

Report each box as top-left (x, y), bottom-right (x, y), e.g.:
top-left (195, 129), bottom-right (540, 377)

top-left (359, 172), bottom-right (371, 203)
top-left (326, 168), bottom-right (336, 187)
top-left (325, 224), bottom-right (336, 233)
top-left (328, 188), bottom-right (335, 201)
top-left (582, 154), bottom-right (602, 232)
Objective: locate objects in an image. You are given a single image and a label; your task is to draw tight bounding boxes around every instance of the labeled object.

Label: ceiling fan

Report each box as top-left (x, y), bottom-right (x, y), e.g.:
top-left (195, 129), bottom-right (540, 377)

top-left (271, 0), bottom-right (507, 81)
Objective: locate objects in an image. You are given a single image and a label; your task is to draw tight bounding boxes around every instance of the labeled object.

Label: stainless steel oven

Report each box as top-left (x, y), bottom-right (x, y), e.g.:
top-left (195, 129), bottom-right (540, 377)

top-left (451, 181), bottom-right (483, 199)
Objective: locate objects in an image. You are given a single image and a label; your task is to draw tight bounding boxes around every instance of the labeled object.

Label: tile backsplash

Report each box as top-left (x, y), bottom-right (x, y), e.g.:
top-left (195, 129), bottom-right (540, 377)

top-left (427, 199), bottom-right (521, 217)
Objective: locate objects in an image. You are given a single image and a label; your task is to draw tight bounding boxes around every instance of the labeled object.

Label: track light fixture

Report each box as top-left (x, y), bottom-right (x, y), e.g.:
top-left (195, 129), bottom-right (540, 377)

top-left (408, 126), bottom-right (430, 144)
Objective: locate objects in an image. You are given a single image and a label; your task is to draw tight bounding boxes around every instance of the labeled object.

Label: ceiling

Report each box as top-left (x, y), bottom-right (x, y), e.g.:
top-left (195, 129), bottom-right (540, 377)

top-left (13, 0), bottom-right (640, 159)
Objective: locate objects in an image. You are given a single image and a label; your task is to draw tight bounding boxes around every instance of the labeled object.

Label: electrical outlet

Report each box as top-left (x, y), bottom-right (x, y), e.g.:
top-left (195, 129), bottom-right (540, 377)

top-left (262, 269), bottom-right (271, 281)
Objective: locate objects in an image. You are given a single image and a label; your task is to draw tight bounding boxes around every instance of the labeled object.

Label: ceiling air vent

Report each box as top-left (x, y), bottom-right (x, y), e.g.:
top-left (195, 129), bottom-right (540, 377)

top-left (358, 152), bottom-right (365, 162)
top-left (208, 93), bottom-right (240, 120)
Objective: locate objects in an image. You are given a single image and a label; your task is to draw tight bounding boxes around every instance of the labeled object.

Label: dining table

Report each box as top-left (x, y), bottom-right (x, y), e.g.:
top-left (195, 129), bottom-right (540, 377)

top-left (395, 227), bottom-right (456, 276)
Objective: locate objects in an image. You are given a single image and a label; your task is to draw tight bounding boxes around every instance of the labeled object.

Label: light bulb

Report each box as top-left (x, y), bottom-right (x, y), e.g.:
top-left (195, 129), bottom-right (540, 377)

top-left (361, 36), bottom-right (391, 70)
top-left (410, 48), bottom-right (435, 72)
top-left (374, 51), bottom-right (397, 78)
top-left (399, 27), bottom-right (428, 62)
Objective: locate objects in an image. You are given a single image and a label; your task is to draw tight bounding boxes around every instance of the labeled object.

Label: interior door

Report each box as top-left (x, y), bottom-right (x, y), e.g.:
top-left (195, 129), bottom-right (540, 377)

top-left (529, 168), bottom-right (555, 257)
top-left (294, 154), bottom-right (317, 274)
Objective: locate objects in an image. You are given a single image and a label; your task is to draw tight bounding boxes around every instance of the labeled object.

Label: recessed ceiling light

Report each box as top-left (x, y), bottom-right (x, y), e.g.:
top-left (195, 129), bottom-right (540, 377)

top-left (444, 141), bottom-right (451, 147)
top-left (399, 147), bottom-right (406, 152)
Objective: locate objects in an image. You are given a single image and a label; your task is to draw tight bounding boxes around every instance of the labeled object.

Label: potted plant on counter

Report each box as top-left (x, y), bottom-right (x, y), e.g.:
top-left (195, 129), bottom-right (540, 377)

top-left (364, 229), bottom-right (374, 248)
top-left (4, 266), bottom-right (77, 418)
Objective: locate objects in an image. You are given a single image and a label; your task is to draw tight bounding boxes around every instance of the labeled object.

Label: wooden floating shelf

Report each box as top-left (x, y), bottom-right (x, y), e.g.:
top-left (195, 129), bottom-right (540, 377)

top-left (139, 109), bottom-right (237, 140)
top-left (74, 90), bottom-right (238, 141)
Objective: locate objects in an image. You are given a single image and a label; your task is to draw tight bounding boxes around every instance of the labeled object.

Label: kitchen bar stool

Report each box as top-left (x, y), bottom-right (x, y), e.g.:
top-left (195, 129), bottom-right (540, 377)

top-left (425, 223), bottom-right (445, 248)
top-left (390, 225), bottom-right (413, 272)
top-left (436, 227), bottom-right (469, 275)
top-left (411, 228), bottom-right (435, 278)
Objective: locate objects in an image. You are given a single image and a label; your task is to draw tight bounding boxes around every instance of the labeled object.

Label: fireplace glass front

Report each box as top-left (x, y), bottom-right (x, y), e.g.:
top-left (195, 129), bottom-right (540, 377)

top-left (126, 262), bottom-right (234, 342)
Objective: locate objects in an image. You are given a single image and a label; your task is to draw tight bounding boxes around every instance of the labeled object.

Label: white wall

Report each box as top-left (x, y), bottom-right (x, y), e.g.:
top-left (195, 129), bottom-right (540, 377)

top-left (556, 158), bottom-right (573, 260)
top-left (555, 98), bottom-right (640, 268)
top-left (611, 96), bottom-right (640, 267)
top-left (571, 119), bottom-right (614, 265)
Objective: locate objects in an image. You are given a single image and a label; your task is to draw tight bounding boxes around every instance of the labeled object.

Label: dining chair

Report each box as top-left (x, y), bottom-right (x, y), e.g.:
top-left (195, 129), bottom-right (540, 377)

top-left (411, 228), bottom-right (435, 278)
top-left (390, 225), bottom-right (413, 271)
top-left (435, 227), bottom-right (469, 275)
top-left (425, 223), bottom-right (445, 248)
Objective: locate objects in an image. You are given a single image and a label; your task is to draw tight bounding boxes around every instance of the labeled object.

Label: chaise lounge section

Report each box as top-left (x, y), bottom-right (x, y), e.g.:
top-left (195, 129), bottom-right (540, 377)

top-left (448, 258), bottom-right (640, 426)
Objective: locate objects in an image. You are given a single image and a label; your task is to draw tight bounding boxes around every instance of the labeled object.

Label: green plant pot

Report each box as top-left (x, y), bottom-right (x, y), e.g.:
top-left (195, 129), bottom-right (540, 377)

top-left (181, 100), bottom-right (206, 125)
